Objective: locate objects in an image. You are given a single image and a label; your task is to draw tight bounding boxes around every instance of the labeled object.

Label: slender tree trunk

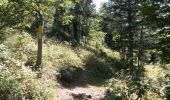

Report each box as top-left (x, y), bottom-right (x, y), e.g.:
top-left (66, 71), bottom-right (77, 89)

top-left (35, 11), bottom-right (44, 70)
top-left (120, 31), bottom-right (125, 61)
top-left (138, 25), bottom-right (144, 67)
top-left (128, 31), bottom-right (134, 64)
top-left (73, 20), bottom-right (78, 41)
top-left (36, 34), bottom-right (42, 69)
top-left (127, 0), bottom-right (133, 64)
top-left (73, 2), bottom-right (81, 43)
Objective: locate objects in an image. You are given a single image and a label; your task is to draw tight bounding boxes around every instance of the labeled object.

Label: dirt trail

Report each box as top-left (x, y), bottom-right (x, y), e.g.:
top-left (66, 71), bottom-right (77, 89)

top-left (55, 69), bottom-right (108, 100)
top-left (56, 86), bottom-right (106, 100)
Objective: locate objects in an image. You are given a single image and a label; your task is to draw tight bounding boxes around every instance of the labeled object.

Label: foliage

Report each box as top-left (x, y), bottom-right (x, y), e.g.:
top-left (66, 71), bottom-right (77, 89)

top-left (0, 31), bottom-right (9, 40)
top-left (85, 56), bottom-right (113, 79)
top-left (0, 68), bottom-right (22, 99)
top-left (0, 0), bottom-right (24, 29)
top-left (0, 67), bottom-right (54, 100)
top-left (0, 44), bottom-right (11, 61)
top-left (0, 0), bottom-right (170, 99)
top-left (25, 58), bottom-right (35, 67)
top-left (140, 0), bottom-right (170, 63)
top-left (4, 33), bottom-right (24, 48)
top-left (57, 66), bottom-right (83, 83)
top-left (100, 0), bottom-right (143, 64)
top-left (0, 0), bottom-right (56, 30)
top-left (50, 0), bottom-right (96, 43)
top-left (88, 31), bottom-right (105, 50)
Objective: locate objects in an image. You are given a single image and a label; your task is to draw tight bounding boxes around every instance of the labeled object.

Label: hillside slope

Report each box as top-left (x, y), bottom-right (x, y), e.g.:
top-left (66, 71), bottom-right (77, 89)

top-left (0, 30), bottom-right (169, 100)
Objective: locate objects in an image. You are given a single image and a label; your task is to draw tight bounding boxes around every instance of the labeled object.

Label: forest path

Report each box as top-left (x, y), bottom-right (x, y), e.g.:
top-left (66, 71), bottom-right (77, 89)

top-left (56, 86), bottom-right (106, 100)
top-left (54, 70), bottom-right (108, 100)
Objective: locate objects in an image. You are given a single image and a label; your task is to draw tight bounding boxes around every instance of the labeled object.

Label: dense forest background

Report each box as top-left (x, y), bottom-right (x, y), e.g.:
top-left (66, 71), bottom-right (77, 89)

top-left (0, 0), bottom-right (170, 100)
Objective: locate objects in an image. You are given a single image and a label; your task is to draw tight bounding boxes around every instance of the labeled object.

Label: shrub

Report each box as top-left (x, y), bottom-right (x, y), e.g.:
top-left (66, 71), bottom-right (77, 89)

top-left (0, 44), bottom-right (11, 61)
top-left (25, 58), bottom-right (35, 67)
top-left (23, 80), bottom-right (54, 100)
top-left (57, 66), bottom-right (83, 83)
top-left (0, 67), bottom-right (54, 100)
top-left (85, 56), bottom-right (113, 79)
top-left (0, 31), bottom-right (8, 40)
top-left (4, 34), bottom-right (24, 48)
top-left (0, 68), bottom-right (23, 99)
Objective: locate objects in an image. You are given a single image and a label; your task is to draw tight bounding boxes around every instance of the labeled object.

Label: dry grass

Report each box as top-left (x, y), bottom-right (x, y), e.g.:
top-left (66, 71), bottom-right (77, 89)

top-left (145, 65), bottom-right (167, 78)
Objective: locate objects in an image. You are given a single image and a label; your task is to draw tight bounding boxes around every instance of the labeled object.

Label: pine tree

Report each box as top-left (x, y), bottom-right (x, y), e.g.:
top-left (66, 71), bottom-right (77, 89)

top-left (101, 0), bottom-right (142, 64)
top-left (141, 0), bottom-right (170, 63)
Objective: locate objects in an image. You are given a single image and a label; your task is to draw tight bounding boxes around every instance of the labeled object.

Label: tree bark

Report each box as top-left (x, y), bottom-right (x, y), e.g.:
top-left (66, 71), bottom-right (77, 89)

top-left (36, 34), bottom-right (42, 69)
top-left (127, 0), bottom-right (134, 64)
top-left (35, 11), bottom-right (44, 70)
top-left (138, 25), bottom-right (144, 67)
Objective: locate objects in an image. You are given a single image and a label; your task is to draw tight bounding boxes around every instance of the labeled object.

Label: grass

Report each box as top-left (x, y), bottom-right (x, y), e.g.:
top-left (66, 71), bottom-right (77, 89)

top-left (145, 65), bottom-right (167, 78)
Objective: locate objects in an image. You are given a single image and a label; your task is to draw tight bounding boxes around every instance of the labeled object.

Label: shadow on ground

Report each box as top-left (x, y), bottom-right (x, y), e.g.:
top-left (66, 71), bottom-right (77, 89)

top-left (56, 53), bottom-right (116, 88)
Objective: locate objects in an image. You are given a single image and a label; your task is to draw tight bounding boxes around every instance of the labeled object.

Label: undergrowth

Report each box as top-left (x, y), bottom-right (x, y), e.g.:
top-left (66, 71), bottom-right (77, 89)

top-left (0, 30), bottom-right (169, 100)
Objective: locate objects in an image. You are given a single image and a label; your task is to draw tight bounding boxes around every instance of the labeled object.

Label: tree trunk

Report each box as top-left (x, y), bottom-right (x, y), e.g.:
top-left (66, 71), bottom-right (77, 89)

top-left (127, 0), bottom-right (133, 64)
top-left (73, 20), bottom-right (78, 41)
top-left (138, 25), bottom-right (144, 67)
top-left (36, 34), bottom-right (42, 69)
top-left (35, 11), bottom-right (44, 70)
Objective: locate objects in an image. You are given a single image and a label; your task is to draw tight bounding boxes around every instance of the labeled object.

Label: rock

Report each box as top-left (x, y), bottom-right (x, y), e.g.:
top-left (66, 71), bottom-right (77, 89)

top-left (71, 93), bottom-right (92, 100)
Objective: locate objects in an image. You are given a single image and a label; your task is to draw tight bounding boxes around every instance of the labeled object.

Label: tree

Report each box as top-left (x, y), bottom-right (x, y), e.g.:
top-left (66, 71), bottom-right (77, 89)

top-left (0, 0), bottom-right (25, 30)
top-left (0, 0), bottom-right (55, 31)
top-left (101, 0), bottom-right (142, 64)
top-left (51, 0), bottom-right (95, 44)
top-left (140, 0), bottom-right (170, 63)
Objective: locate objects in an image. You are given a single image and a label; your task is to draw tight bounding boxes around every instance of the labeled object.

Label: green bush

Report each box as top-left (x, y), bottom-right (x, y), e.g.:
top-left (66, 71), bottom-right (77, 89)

top-left (57, 66), bottom-right (83, 83)
top-left (85, 56), bottom-right (113, 79)
top-left (23, 80), bottom-right (54, 100)
top-left (0, 31), bottom-right (8, 40)
top-left (4, 34), bottom-right (24, 48)
top-left (0, 44), bottom-right (11, 61)
top-left (0, 67), bottom-right (54, 100)
top-left (25, 58), bottom-right (35, 67)
top-left (0, 68), bottom-right (23, 99)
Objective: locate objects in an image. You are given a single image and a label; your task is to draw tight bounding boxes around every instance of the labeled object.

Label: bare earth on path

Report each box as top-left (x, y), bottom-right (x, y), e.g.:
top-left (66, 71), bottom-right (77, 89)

top-left (56, 85), bottom-right (106, 100)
